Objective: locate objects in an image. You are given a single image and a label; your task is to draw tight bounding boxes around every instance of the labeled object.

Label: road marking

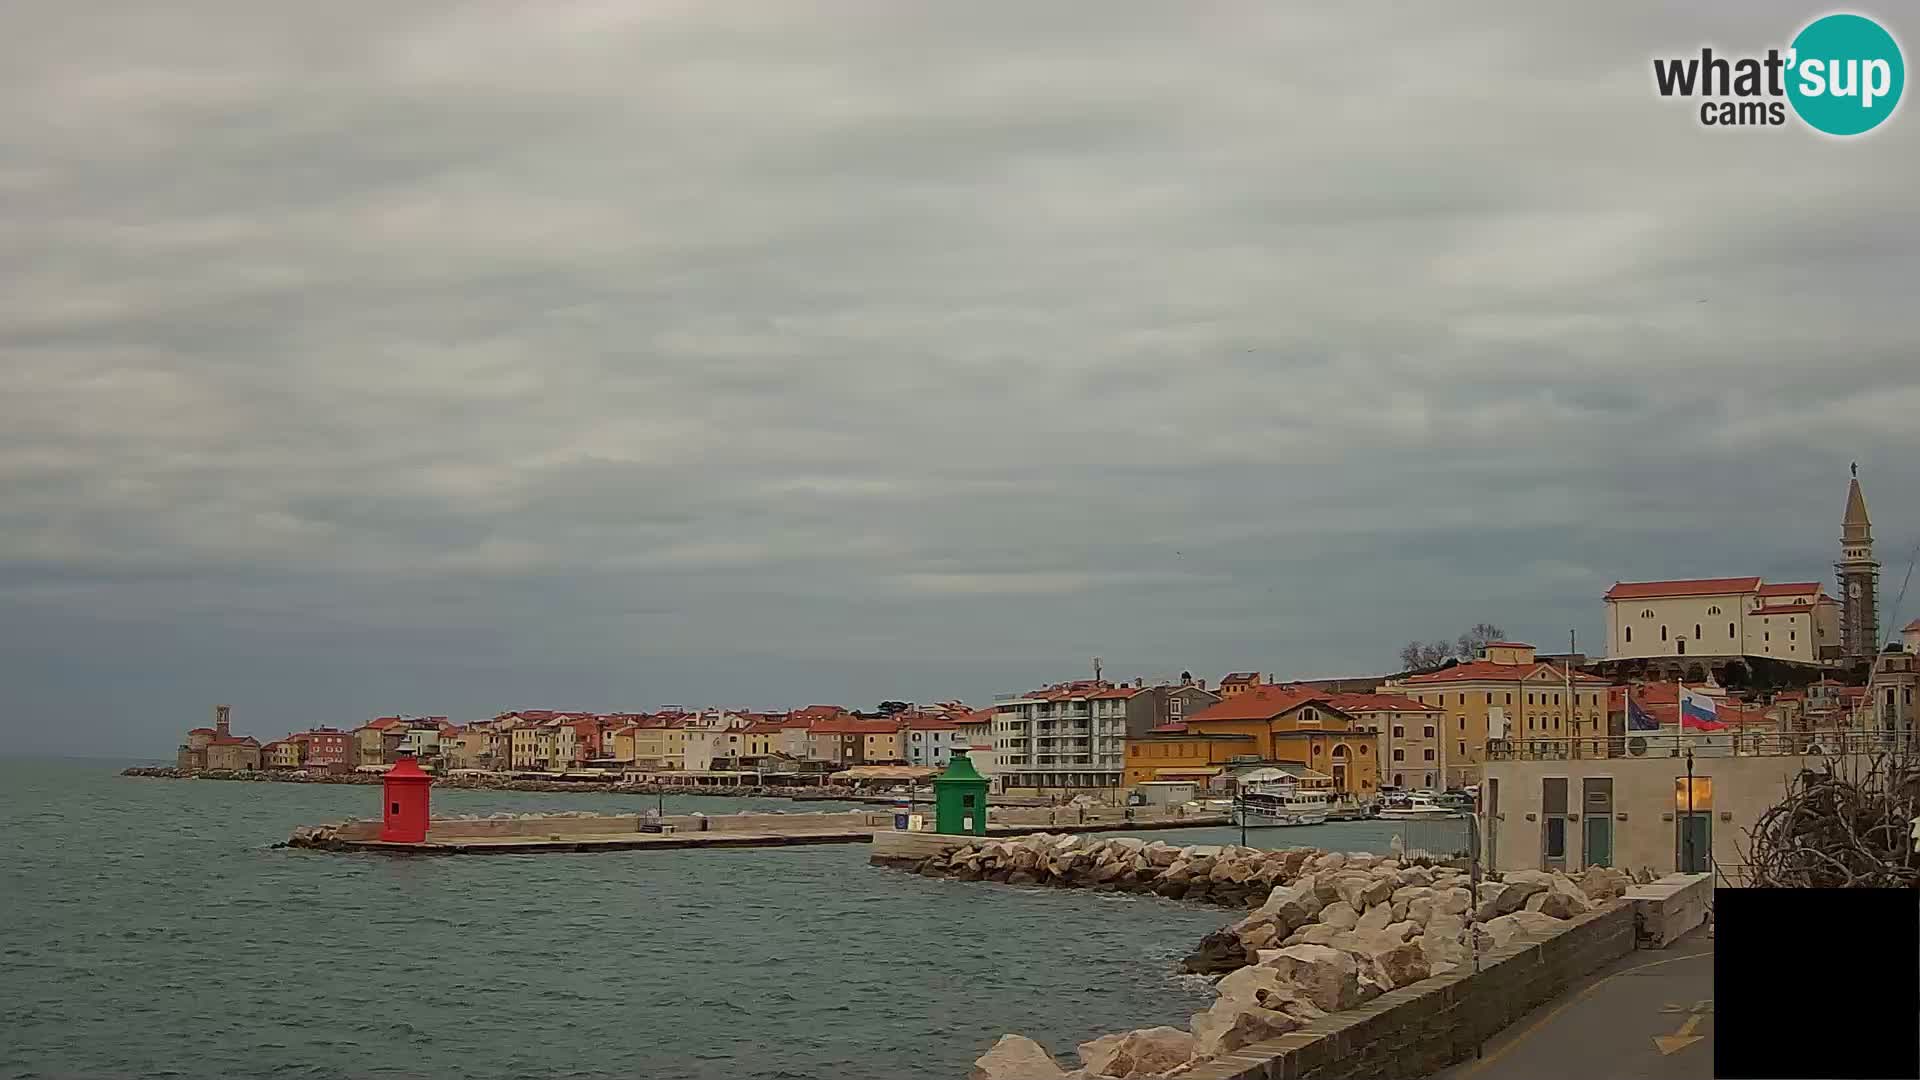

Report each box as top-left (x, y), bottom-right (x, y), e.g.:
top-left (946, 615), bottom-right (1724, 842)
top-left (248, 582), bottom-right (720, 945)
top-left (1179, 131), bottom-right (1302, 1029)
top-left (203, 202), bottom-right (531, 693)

top-left (1661, 999), bottom-right (1713, 1014)
top-left (1445, 948), bottom-right (1714, 1079)
top-left (1655, 1013), bottom-right (1705, 1055)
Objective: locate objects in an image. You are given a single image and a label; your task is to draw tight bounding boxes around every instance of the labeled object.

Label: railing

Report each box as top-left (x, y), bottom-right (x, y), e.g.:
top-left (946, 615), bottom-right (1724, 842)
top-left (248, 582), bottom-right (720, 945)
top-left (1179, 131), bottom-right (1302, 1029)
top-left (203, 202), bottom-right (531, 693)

top-left (1485, 730), bottom-right (1904, 761)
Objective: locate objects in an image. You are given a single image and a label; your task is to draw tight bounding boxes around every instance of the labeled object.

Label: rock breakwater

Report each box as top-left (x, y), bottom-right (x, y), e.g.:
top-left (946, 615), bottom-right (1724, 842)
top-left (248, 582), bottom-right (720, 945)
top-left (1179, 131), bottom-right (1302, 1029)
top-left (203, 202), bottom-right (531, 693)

top-left (907, 835), bottom-right (1644, 1079)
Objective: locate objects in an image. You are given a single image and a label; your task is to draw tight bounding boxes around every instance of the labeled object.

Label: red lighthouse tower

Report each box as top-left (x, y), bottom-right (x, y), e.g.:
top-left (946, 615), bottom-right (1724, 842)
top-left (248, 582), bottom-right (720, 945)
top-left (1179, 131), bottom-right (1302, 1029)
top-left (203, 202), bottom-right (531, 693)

top-left (380, 754), bottom-right (432, 843)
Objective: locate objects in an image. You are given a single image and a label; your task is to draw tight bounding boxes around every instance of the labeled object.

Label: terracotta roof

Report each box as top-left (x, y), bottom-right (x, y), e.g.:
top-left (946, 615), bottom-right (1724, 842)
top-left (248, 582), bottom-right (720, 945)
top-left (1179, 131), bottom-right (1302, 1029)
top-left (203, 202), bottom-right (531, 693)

top-left (898, 716), bottom-right (962, 731)
top-left (957, 708), bottom-right (996, 726)
top-left (811, 718), bottom-right (902, 735)
top-left (208, 736), bottom-right (259, 746)
top-left (742, 722), bottom-right (785, 735)
top-left (187, 727), bottom-right (216, 735)
top-left (1403, 659), bottom-right (1609, 685)
top-left (1220, 672), bottom-right (1260, 685)
top-left (1186, 685), bottom-right (1330, 722)
top-left (1323, 692), bottom-right (1439, 714)
top-left (1146, 722), bottom-right (1190, 733)
top-left (1088, 686), bottom-right (1145, 700)
top-left (1905, 618), bottom-right (1920, 633)
top-left (1605, 577), bottom-right (1762, 600)
top-left (1483, 641), bottom-right (1533, 649)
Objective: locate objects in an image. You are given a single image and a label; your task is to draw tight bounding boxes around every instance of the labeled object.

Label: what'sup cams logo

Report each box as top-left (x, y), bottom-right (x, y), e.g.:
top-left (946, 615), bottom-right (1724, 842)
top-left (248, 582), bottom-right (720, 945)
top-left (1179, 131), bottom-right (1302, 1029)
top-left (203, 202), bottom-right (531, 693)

top-left (1654, 12), bottom-right (1904, 135)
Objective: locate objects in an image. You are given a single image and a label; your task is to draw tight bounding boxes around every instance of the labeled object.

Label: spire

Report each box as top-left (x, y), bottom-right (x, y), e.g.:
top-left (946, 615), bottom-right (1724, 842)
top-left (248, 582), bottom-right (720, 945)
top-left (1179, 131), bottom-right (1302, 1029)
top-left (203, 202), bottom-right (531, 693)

top-left (1843, 471), bottom-right (1872, 544)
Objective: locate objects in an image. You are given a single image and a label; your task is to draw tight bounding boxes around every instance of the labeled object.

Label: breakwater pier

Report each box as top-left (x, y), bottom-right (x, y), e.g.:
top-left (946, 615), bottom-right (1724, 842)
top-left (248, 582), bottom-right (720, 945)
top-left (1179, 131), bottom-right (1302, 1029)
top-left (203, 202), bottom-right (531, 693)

top-left (287, 807), bottom-right (1230, 855)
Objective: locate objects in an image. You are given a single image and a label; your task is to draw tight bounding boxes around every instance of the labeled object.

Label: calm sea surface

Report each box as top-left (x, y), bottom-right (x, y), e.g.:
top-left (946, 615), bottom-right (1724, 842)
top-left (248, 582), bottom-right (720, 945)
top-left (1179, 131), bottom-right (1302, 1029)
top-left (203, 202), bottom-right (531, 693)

top-left (0, 759), bottom-right (1466, 1080)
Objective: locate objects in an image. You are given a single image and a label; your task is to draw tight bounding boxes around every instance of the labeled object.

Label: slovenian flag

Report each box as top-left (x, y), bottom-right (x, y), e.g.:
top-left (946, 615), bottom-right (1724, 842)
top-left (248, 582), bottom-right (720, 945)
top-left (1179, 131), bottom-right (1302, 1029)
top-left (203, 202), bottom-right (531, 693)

top-left (1679, 689), bottom-right (1728, 731)
top-left (1627, 697), bottom-right (1661, 732)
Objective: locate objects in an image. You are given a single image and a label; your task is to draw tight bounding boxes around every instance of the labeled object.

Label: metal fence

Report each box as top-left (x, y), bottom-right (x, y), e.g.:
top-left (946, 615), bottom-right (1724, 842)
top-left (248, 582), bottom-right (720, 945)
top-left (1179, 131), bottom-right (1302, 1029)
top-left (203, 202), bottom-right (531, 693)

top-left (1486, 730), bottom-right (1905, 761)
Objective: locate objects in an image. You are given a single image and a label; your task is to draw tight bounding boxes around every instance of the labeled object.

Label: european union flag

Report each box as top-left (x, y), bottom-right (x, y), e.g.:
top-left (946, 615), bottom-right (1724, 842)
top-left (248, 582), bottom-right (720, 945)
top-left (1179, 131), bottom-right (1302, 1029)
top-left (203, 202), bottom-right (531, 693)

top-left (1627, 697), bottom-right (1661, 732)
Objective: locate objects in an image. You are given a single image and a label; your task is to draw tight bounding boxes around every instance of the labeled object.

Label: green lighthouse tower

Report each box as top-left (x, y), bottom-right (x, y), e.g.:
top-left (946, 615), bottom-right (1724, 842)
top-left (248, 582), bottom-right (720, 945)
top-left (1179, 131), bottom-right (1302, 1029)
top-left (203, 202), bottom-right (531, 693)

top-left (932, 750), bottom-right (990, 835)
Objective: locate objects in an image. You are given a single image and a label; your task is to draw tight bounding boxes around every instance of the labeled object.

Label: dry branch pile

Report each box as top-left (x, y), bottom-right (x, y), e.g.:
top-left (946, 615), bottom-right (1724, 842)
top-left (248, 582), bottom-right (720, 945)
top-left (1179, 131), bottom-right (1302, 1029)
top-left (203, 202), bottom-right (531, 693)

top-left (1744, 751), bottom-right (1920, 888)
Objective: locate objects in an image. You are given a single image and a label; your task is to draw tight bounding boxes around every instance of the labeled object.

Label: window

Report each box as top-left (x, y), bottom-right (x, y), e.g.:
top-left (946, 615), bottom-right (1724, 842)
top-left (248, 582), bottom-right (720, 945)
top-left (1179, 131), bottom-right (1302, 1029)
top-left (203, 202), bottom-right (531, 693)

top-left (1789, 631), bottom-right (1796, 641)
top-left (1505, 693), bottom-right (1512, 705)
top-left (1625, 626), bottom-right (1632, 643)
top-left (1392, 725), bottom-right (1404, 738)
top-left (1545, 817), bottom-right (1566, 859)
top-left (1423, 725), bottom-right (1436, 738)
top-left (1553, 693), bottom-right (1560, 705)
top-left (1528, 717), bottom-right (1535, 730)
top-left (1457, 741), bottom-right (1466, 757)
top-left (1394, 749), bottom-right (1405, 761)
top-left (1485, 693), bottom-right (1493, 704)
top-left (1707, 605), bottom-right (1721, 615)
top-left (1394, 773), bottom-right (1404, 787)
top-left (1358, 744), bottom-right (1369, 756)
top-left (1458, 693), bottom-right (1466, 705)
top-left (1423, 749), bottom-right (1435, 761)
top-left (1694, 624), bottom-right (1702, 639)
top-left (1764, 632), bottom-right (1770, 642)
top-left (1642, 608), bottom-right (1654, 618)
top-left (1660, 625), bottom-right (1669, 641)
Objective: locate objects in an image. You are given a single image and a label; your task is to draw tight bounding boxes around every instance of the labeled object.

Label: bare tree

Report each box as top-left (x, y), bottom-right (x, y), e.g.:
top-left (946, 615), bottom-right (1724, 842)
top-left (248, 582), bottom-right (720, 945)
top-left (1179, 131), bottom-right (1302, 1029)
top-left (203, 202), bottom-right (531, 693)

top-left (1455, 623), bottom-right (1507, 660)
top-left (1399, 640), bottom-right (1456, 672)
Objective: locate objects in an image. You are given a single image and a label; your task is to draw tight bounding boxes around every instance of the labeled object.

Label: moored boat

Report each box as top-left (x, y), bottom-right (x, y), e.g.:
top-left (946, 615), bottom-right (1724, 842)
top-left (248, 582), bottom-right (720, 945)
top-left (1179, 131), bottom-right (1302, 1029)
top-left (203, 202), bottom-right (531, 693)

top-left (1232, 782), bottom-right (1331, 827)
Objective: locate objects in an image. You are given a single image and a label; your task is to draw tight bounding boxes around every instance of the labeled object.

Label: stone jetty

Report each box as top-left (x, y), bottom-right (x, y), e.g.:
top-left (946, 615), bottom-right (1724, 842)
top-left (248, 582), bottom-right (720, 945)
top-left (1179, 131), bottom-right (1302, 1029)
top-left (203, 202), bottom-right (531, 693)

top-left (888, 835), bottom-right (1644, 1080)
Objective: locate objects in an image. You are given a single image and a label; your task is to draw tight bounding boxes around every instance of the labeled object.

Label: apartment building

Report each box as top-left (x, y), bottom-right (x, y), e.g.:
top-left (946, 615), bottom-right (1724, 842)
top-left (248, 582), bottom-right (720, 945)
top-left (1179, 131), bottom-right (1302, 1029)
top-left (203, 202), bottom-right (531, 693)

top-left (1384, 642), bottom-right (1612, 788)
top-left (991, 681), bottom-right (1132, 795)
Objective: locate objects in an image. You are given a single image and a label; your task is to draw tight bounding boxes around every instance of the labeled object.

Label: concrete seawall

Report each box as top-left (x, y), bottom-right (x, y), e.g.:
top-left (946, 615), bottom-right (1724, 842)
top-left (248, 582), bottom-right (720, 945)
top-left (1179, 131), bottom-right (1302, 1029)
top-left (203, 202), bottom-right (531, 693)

top-left (292, 810), bottom-right (1228, 855)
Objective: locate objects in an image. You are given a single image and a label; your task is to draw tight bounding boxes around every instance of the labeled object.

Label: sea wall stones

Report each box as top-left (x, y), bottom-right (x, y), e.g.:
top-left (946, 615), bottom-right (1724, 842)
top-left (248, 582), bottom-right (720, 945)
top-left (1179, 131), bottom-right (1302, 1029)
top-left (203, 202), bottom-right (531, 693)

top-left (954, 839), bottom-right (1643, 1080)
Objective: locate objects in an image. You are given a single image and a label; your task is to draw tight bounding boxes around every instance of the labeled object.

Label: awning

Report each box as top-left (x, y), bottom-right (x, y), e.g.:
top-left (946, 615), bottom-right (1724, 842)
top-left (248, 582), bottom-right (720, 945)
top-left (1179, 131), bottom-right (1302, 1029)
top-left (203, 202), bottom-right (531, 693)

top-left (830, 766), bottom-right (940, 782)
top-left (1151, 767), bottom-right (1223, 778)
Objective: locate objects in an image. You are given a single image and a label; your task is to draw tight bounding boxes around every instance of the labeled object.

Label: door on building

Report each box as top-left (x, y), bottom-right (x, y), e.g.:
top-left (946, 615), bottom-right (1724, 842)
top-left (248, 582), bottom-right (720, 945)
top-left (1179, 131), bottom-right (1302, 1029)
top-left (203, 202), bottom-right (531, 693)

top-left (1583, 815), bottom-right (1612, 868)
top-left (1541, 777), bottom-right (1568, 872)
top-left (1678, 813), bottom-right (1712, 873)
top-left (1581, 777), bottom-right (1614, 869)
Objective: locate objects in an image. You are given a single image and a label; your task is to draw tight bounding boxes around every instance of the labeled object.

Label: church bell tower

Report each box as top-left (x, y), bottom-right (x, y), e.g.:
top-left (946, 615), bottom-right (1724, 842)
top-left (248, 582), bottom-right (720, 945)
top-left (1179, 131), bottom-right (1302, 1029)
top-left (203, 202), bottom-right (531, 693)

top-left (1837, 464), bottom-right (1879, 659)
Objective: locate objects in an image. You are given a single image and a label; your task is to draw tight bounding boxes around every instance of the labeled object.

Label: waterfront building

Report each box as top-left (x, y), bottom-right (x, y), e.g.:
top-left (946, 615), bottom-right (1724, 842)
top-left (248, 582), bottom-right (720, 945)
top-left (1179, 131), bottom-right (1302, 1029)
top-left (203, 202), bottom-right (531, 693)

top-left (175, 705), bottom-right (262, 772)
top-left (1123, 727), bottom-right (1257, 789)
top-left (1482, 721), bottom-right (1876, 880)
top-left (1174, 686), bottom-right (1379, 797)
top-left (353, 716), bottom-right (407, 767)
top-left (291, 728), bottom-right (351, 770)
top-left (1867, 645), bottom-right (1918, 743)
top-left (901, 715), bottom-right (969, 768)
top-left (262, 740), bottom-right (298, 769)
top-left (742, 722), bottom-right (782, 757)
top-left (629, 718), bottom-right (690, 771)
top-left (1322, 692), bottom-right (1444, 790)
top-left (809, 718), bottom-right (906, 766)
top-left (990, 681), bottom-right (1133, 795)
top-left (1383, 642), bottom-right (1611, 789)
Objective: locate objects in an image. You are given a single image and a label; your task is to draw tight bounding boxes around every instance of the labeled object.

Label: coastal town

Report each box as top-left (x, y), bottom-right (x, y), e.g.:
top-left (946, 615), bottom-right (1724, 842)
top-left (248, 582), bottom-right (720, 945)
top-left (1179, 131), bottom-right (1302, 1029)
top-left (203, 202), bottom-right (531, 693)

top-left (151, 474), bottom-right (1920, 881)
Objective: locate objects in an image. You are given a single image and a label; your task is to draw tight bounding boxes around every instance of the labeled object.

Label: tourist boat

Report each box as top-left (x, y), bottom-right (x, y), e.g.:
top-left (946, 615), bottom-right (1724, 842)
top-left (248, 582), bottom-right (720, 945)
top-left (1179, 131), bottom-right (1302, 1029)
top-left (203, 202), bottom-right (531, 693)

top-left (1376, 792), bottom-right (1467, 820)
top-left (1232, 782), bottom-right (1331, 827)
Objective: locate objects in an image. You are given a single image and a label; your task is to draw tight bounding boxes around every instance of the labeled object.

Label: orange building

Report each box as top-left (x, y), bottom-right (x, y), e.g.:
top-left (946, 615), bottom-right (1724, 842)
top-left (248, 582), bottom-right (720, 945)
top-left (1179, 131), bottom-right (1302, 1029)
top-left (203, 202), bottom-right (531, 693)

top-left (1217, 672), bottom-right (1262, 699)
top-left (1127, 686), bottom-right (1380, 796)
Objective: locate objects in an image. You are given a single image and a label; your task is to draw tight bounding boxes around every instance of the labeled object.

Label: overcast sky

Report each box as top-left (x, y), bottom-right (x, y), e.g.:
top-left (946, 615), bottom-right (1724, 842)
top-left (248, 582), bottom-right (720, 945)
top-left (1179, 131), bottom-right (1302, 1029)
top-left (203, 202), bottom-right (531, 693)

top-left (4, 2), bottom-right (1916, 755)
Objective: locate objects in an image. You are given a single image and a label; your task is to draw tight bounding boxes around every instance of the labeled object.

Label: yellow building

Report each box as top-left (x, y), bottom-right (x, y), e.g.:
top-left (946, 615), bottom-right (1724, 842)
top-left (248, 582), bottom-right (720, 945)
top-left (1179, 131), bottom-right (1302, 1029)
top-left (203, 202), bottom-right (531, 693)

top-left (1129, 687), bottom-right (1380, 797)
top-left (1123, 731), bottom-right (1257, 787)
top-left (630, 724), bottom-right (689, 770)
top-left (1384, 642), bottom-right (1611, 789)
top-left (264, 740), bottom-right (302, 769)
top-left (862, 728), bottom-right (903, 764)
top-left (742, 723), bottom-right (781, 756)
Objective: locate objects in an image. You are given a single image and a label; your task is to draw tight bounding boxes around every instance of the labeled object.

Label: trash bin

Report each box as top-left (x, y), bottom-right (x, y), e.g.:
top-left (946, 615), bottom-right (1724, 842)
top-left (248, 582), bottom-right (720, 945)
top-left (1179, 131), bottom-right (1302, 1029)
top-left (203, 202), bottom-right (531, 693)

top-left (894, 812), bottom-right (910, 830)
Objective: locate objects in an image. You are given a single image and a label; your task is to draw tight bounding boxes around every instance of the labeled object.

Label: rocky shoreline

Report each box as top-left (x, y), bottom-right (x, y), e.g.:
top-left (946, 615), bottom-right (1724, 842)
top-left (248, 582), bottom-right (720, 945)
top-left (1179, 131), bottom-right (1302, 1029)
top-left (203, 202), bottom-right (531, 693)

top-left (881, 835), bottom-right (1644, 1079)
top-left (120, 766), bottom-right (871, 801)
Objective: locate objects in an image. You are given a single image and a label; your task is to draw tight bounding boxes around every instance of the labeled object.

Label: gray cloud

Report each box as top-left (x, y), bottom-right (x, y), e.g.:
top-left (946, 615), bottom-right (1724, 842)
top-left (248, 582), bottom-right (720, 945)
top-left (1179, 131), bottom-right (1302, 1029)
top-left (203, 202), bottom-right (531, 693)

top-left (4, 1), bottom-right (1917, 753)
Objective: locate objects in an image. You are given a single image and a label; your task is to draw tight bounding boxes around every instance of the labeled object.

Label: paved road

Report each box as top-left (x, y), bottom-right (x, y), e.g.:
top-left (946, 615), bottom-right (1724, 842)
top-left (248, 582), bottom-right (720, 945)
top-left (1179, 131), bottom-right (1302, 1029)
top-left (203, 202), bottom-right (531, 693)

top-left (1432, 927), bottom-right (1714, 1080)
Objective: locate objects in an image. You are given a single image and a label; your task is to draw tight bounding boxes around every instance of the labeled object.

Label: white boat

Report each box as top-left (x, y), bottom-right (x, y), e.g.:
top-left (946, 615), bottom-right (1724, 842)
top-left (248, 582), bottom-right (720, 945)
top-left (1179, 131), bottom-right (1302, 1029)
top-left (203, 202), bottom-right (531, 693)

top-left (1232, 782), bottom-right (1331, 827)
top-left (1376, 792), bottom-right (1467, 820)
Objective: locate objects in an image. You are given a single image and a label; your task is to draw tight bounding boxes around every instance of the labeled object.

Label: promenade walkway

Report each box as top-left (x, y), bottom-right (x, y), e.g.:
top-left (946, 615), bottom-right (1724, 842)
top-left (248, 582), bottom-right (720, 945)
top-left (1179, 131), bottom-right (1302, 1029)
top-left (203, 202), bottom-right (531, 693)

top-left (1430, 927), bottom-right (1714, 1080)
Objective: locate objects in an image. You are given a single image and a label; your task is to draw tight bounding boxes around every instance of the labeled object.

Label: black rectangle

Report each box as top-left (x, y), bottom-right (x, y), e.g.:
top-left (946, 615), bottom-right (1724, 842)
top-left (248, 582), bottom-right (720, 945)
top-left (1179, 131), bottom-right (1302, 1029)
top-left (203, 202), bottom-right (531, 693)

top-left (1716, 888), bottom-right (1919, 1079)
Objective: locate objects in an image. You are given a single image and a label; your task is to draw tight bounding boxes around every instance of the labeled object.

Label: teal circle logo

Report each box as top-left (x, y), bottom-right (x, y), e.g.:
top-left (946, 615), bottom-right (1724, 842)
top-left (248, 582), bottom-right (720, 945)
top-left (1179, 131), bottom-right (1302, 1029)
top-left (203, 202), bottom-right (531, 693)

top-left (1787, 14), bottom-right (1905, 136)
